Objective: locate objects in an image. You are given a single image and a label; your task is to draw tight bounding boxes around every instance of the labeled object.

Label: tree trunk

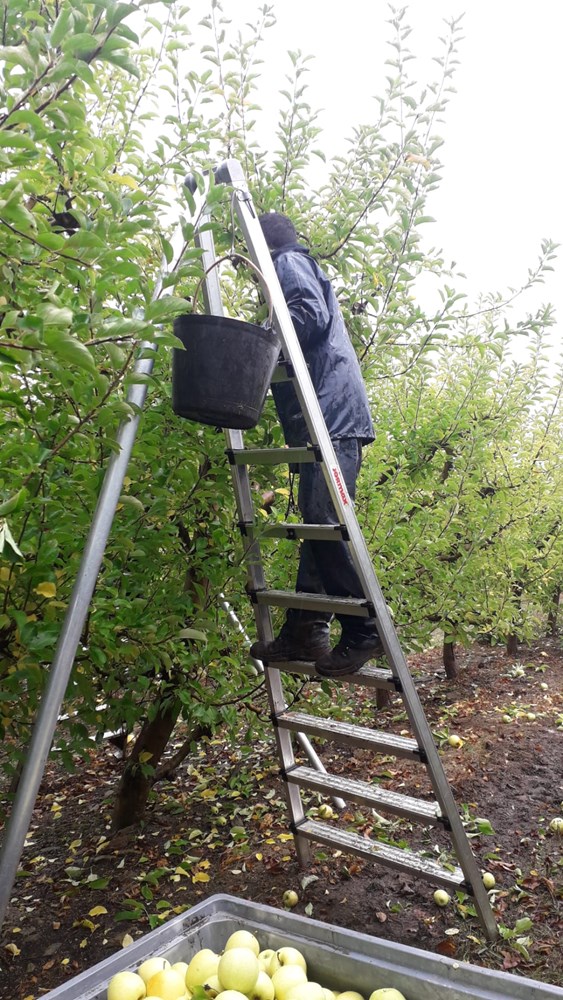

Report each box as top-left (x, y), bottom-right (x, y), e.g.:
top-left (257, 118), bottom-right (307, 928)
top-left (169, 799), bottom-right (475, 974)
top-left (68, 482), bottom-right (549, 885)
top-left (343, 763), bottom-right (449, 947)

top-left (443, 640), bottom-right (457, 679)
top-left (111, 696), bottom-right (181, 831)
top-left (506, 634), bottom-right (518, 656)
top-left (375, 688), bottom-right (391, 709)
top-left (546, 587), bottom-right (560, 637)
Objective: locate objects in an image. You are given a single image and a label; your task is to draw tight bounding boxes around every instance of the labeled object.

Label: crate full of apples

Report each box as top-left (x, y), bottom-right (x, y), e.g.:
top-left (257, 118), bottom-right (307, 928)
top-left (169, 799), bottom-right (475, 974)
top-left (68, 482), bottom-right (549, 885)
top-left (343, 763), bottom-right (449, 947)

top-left (107, 930), bottom-right (404, 1000)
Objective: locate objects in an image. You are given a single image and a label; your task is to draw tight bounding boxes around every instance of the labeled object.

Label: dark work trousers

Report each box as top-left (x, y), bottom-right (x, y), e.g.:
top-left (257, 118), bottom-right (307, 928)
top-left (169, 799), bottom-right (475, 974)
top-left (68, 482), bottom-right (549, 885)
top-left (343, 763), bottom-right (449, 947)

top-left (285, 437), bottom-right (378, 640)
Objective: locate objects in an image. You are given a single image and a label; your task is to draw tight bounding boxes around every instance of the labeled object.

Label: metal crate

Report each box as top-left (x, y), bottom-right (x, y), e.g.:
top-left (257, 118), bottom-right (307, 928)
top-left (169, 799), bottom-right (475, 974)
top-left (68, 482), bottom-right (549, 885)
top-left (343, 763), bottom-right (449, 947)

top-left (42, 894), bottom-right (563, 1000)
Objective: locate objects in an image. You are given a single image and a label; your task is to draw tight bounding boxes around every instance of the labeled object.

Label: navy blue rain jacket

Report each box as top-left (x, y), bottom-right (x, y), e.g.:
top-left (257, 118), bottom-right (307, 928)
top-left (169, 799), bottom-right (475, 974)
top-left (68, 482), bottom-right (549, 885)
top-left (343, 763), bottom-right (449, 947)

top-left (270, 244), bottom-right (374, 447)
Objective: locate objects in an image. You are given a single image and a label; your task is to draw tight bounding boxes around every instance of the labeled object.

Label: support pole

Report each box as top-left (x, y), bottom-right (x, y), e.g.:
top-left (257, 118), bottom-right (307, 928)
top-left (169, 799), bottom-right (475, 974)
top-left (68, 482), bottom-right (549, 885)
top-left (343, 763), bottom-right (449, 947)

top-left (0, 343), bottom-right (157, 930)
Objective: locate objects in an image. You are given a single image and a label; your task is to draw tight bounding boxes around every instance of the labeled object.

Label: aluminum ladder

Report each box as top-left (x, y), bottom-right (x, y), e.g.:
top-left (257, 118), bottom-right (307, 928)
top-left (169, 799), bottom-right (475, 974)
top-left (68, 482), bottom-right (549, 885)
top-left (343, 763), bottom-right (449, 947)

top-left (190, 159), bottom-right (497, 941)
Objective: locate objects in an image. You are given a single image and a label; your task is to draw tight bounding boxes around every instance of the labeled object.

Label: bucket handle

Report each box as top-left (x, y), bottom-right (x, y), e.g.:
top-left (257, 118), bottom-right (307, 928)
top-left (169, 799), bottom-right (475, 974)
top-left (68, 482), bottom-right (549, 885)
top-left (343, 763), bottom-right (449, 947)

top-left (191, 253), bottom-right (274, 328)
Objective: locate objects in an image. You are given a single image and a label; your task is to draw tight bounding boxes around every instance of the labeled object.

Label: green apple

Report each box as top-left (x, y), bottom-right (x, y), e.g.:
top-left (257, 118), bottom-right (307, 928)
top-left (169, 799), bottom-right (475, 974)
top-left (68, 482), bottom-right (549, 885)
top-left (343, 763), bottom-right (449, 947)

top-left (138, 959), bottom-right (171, 985)
top-left (269, 948), bottom-right (307, 975)
top-left (317, 804), bottom-right (335, 819)
top-left (482, 872), bottom-right (496, 889)
top-left (369, 990), bottom-right (407, 1000)
top-left (447, 734), bottom-right (462, 748)
top-left (322, 990), bottom-right (336, 1000)
top-left (526, 712), bottom-right (536, 721)
top-left (146, 969), bottom-right (186, 1000)
top-left (336, 993), bottom-right (364, 1000)
top-left (501, 714), bottom-right (512, 723)
top-left (224, 930), bottom-right (261, 956)
top-left (287, 984), bottom-right (325, 1000)
top-left (549, 816), bottom-right (563, 834)
top-left (271, 964), bottom-right (307, 1000)
top-left (107, 971), bottom-right (147, 1000)
top-left (171, 964), bottom-right (189, 983)
top-left (215, 992), bottom-right (249, 1000)
top-left (258, 950), bottom-right (276, 973)
top-left (186, 950), bottom-right (220, 990)
top-left (433, 889), bottom-right (451, 907)
top-left (218, 947), bottom-right (260, 995)
top-left (248, 970), bottom-right (275, 1000)
top-left (282, 890), bottom-right (299, 909)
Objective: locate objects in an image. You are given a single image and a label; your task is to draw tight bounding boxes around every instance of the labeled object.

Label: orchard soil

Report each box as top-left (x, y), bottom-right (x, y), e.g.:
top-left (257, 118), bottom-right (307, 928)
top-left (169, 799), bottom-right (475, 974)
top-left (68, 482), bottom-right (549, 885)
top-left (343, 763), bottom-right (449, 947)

top-left (2, 638), bottom-right (562, 999)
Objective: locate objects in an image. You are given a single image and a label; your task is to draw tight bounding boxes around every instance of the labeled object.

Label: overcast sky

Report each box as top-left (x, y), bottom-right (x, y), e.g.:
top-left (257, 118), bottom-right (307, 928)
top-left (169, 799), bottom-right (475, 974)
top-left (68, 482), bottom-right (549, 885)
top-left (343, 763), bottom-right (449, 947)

top-left (188, 1), bottom-right (561, 349)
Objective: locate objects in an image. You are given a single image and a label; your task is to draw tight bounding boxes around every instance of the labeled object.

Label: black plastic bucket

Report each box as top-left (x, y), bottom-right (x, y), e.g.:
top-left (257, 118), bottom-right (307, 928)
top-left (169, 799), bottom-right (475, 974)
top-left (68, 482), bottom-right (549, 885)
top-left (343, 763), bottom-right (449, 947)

top-left (172, 313), bottom-right (280, 429)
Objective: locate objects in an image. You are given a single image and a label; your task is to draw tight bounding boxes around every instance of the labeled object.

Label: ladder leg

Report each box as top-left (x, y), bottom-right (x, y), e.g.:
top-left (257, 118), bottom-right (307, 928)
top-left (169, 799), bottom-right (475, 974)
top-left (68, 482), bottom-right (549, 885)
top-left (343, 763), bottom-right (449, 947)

top-left (189, 162), bottom-right (497, 940)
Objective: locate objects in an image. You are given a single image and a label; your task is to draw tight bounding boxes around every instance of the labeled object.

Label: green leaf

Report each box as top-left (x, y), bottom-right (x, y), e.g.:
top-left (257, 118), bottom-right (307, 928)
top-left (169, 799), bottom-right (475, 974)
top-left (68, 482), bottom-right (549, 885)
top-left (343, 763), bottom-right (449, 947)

top-left (177, 628), bottom-right (207, 642)
top-left (42, 329), bottom-right (96, 372)
top-left (50, 6), bottom-right (73, 47)
top-left (0, 488), bottom-right (28, 516)
top-left (0, 520), bottom-right (23, 561)
top-left (37, 304), bottom-right (73, 326)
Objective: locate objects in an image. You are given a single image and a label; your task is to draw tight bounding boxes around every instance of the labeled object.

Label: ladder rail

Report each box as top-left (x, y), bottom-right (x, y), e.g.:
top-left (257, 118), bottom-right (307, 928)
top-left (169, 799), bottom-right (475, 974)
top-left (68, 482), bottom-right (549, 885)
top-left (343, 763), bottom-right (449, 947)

top-left (220, 164), bottom-right (497, 939)
top-left (191, 162), bottom-right (497, 940)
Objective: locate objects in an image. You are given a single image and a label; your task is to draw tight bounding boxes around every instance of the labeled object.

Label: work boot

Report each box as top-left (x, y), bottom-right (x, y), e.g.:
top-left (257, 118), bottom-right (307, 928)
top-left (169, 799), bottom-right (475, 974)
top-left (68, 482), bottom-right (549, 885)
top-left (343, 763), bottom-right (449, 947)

top-left (315, 632), bottom-right (384, 677)
top-left (250, 622), bottom-right (331, 663)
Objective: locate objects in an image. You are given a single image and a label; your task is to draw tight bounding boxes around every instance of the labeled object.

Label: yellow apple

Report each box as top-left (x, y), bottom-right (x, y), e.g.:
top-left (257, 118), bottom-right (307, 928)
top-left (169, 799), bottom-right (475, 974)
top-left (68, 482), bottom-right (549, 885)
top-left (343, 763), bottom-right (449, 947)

top-left (369, 990), bottom-right (407, 1000)
top-left (322, 990), bottom-right (336, 1000)
top-left (336, 993), bottom-right (364, 1000)
top-left (549, 816), bottom-right (563, 834)
top-left (258, 950), bottom-right (276, 973)
top-left (218, 947), bottom-right (260, 995)
top-left (215, 992), bottom-right (249, 1000)
top-left (224, 930), bottom-right (261, 956)
top-left (482, 872), bottom-right (496, 889)
top-left (202, 975), bottom-right (222, 998)
top-left (447, 734), bottom-right (462, 748)
top-left (317, 804), bottom-right (335, 819)
top-left (271, 964), bottom-right (307, 1000)
top-left (107, 971), bottom-right (146, 1000)
top-left (248, 970), bottom-right (275, 1000)
top-left (146, 969), bottom-right (186, 1000)
top-left (171, 964), bottom-right (189, 982)
top-left (283, 891), bottom-right (299, 909)
top-left (138, 959), bottom-right (171, 985)
top-left (186, 950), bottom-right (220, 990)
top-left (269, 948), bottom-right (307, 975)
top-left (287, 983), bottom-right (325, 1000)
top-left (433, 889), bottom-right (450, 907)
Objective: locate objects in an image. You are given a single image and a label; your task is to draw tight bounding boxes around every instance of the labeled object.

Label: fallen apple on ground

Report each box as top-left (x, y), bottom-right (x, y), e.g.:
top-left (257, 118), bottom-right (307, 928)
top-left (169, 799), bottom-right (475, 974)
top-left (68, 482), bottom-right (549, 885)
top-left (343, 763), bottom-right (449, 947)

top-left (283, 890), bottom-right (299, 908)
top-left (433, 889), bottom-right (451, 907)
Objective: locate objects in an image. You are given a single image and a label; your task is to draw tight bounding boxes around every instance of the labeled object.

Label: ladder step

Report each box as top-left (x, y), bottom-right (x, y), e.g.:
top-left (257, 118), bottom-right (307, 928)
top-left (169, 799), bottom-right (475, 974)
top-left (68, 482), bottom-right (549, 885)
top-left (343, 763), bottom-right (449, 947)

top-left (253, 589), bottom-right (372, 617)
top-left (286, 766), bottom-right (442, 825)
top-left (277, 711), bottom-right (422, 760)
top-left (261, 523), bottom-right (348, 541)
top-left (296, 819), bottom-right (465, 890)
top-left (266, 659), bottom-right (397, 690)
top-left (227, 446), bottom-right (319, 466)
